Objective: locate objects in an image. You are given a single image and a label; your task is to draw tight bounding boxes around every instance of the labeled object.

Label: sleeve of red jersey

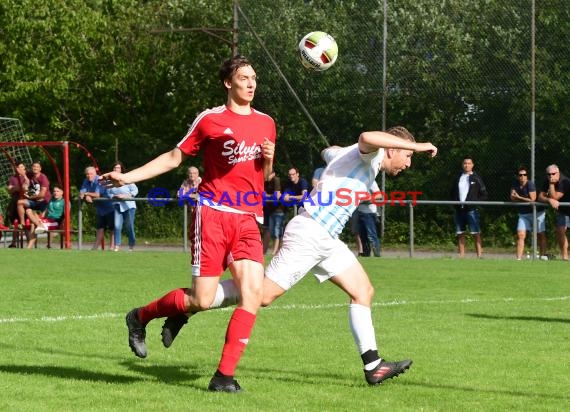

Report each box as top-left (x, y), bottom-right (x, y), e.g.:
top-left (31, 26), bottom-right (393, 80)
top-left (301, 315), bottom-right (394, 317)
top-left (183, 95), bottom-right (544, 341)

top-left (177, 114), bottom-right (208, 156)
top-left (269, 118), bottom-right (277, 144)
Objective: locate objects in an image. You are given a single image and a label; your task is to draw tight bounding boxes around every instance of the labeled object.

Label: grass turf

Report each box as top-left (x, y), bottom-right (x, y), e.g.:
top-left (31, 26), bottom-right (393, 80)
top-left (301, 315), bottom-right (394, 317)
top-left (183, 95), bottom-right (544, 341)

top-left (0, 249), bottom-right (569, 411)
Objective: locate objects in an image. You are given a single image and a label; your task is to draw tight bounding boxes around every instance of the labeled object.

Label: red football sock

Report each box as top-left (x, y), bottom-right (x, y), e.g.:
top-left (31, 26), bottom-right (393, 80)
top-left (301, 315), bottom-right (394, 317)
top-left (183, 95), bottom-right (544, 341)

top-left (137, 288), bottom-right (187, 325)
top-left (217, 308), bottom-right (256, 377)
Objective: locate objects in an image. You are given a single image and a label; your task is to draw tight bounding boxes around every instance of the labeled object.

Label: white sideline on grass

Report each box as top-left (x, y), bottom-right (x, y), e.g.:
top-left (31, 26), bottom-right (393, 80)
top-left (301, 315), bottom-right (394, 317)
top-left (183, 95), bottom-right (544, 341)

top-left (0, 296), bottom-right (569, 324)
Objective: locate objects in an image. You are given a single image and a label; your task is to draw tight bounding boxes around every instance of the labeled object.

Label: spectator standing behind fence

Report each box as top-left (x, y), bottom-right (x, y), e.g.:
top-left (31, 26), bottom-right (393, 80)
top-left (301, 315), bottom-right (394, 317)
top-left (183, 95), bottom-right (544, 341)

top-left (179, 166), bottom-right (202, 195)
top-left (6, 160), bottom-right (30, 247)
top-left (283, 167), bottom-right (309, 210)
top-left (16, 161), bottom-right (51, 229)
top-left (178, 166), bottom-right (202, 235)
top-left (450, 156), bottom-right (488, 258)
top-left (80, 166), bottom-right (115, 251)
top-left (262, 171), bottom-right (284, 255)
top-left (510, 166), bottom-right (548, 261)
top-left (537, 164), bottom-right (570, 261)
top-left (358, 180), bottom-right (381, 257)
top-left (26, 185), bottom-right (65, 249)
top-left (311, 166), bottom-right (325, 191)
top-left (107, 161), bottom-right (138, 252)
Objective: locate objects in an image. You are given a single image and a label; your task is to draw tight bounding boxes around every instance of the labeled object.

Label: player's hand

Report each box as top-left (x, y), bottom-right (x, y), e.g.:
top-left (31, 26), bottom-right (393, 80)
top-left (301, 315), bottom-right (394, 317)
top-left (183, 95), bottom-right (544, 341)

top-left (262, 138), bottom-right (275, 160)
top-left (417, 143), bottom-right (438, 157)
top-left (100, 172), bottom-right (127, 188)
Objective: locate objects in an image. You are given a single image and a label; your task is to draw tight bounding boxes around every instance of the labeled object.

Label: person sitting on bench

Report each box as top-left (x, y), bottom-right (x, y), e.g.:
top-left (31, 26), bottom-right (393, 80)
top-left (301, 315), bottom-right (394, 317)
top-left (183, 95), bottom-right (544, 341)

top-left (26, 185), bottom-right (65, 249)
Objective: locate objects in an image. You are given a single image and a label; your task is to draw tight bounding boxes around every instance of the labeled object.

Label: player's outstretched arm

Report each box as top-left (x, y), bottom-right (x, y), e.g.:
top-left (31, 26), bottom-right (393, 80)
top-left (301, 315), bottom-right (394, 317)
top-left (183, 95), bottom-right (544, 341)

top-left (102, 148), bottom-right (187, 187)
top-left (358, 131), bottom-right (437, 157)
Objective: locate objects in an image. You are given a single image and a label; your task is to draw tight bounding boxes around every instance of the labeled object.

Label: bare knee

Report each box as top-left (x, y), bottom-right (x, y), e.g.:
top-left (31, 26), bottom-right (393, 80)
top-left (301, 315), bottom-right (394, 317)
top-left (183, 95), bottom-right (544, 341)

top-left (185, 291), bottom-right (214, 312)
top-left (240, 283), bottom-right (263, 307)
top-left (352, 283), bottom-right (375, 306)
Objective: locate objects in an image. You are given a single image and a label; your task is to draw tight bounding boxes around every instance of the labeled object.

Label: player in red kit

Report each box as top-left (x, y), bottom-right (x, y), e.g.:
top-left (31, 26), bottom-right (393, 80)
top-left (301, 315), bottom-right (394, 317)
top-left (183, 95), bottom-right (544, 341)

top-left (102, 55), bottom-right (276, 393)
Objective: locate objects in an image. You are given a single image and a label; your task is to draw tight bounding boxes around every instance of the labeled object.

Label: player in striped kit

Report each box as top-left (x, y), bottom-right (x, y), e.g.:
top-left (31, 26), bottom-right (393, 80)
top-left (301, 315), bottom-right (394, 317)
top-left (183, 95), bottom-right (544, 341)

top-left (163, 126), bottom-right (437, 385)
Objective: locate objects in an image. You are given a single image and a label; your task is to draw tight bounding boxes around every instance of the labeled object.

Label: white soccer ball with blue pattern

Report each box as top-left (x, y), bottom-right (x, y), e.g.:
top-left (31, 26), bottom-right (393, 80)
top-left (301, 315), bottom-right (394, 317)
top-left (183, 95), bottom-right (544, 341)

top-left (298, 31), bottom-right (338, 71)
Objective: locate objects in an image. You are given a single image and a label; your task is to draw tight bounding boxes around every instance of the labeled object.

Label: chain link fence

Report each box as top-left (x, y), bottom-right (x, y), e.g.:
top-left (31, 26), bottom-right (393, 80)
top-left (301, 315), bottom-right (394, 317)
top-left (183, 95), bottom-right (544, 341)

top-left (234, 0), bottom-right (568, 248)
top-left (0, 118), bottom-right (33, 217)
top-left (3, 1), bottom-right (568, 249)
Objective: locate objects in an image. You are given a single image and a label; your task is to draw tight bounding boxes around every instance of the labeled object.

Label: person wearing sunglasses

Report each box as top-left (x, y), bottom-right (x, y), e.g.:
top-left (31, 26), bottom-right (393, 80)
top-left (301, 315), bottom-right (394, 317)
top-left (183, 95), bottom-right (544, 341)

top-left (510, 166), bottom-right (548, 260)
top-left (538, 164), bottom-right (570, 261)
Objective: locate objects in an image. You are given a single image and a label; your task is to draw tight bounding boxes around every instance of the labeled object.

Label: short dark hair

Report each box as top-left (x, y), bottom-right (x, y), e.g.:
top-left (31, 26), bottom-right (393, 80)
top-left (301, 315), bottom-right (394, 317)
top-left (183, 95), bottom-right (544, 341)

top-left (517, 166), bottom-right (528, 174)
top-left (219, 55), bottom-right (252, 90)
top-left (112, 161), bottom-right (127, 173)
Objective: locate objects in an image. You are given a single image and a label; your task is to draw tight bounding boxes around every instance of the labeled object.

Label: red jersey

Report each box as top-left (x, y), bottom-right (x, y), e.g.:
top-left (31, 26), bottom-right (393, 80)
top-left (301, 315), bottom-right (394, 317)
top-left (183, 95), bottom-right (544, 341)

top-left (177, 105), bottom-right (276, 218)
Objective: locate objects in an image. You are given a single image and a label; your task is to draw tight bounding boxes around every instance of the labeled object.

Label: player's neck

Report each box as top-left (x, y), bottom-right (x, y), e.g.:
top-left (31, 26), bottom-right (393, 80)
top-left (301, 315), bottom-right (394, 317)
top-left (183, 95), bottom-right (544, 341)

top-left (226, 98), bottom-right (252, 115)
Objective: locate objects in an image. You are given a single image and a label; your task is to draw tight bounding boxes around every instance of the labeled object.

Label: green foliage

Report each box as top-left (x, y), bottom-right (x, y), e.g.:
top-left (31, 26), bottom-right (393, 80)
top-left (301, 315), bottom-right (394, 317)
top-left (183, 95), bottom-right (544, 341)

top-left (1, 0), bottom-right (570, 246)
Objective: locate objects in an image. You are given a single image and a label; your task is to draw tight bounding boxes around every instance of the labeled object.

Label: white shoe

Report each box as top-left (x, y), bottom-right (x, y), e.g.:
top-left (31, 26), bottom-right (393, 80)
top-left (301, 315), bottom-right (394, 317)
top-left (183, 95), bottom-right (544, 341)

top-left (113, 246), bottom-right (120, 252)
top-left (539, 255), bottom-right (549, 261)
top-left (34, 225), bottom-right (47, 234)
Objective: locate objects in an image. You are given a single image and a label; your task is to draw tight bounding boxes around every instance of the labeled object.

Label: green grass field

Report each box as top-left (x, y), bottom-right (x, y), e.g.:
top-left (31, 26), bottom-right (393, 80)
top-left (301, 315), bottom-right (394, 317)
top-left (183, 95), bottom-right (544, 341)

top-left (1, 250), bottom-right (569, 411)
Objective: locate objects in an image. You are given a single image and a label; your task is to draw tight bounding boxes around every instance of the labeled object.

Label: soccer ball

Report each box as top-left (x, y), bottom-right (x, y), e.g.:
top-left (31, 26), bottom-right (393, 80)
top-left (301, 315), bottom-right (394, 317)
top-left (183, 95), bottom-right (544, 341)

top-left (298, 31), bottom-right (338, 71)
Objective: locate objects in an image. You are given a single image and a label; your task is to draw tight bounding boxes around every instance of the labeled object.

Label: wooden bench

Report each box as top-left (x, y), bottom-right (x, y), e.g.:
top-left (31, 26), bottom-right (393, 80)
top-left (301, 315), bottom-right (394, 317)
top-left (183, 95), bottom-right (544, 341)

top-left (42, 228), bottom-right (78, 249)
top-left (0, 226), bottom-right (77, 249)
top-left (0, 227), bottom-right (26, 248)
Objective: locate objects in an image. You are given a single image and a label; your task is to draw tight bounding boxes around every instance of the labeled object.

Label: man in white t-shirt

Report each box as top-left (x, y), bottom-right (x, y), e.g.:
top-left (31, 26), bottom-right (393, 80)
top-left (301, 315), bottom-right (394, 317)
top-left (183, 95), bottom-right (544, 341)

top-left (162, 126), bottom-right (438, 386)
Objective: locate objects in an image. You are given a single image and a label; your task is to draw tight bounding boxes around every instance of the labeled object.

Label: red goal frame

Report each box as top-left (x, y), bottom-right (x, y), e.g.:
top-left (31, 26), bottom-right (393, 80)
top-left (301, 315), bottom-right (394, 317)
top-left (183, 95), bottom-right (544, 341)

top-left (0, 141), bottom-right (99, 249)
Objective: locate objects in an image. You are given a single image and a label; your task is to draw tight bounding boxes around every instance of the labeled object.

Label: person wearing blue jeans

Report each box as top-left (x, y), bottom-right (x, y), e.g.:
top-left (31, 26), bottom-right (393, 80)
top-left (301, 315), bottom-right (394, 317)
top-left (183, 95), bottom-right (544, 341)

top-left (263, 171), bottom-right (284, 255)
top-left (107, 161), bottom-right (138, 251)
top-left (357, 181), bottom-right (381, 257)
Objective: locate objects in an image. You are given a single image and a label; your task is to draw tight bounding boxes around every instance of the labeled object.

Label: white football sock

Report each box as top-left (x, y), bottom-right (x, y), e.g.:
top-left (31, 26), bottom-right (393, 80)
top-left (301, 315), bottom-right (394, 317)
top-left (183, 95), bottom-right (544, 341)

top-left (209, 279), bottom-right (239, 309)
top-left (349, 303), bottom-right (381, 370)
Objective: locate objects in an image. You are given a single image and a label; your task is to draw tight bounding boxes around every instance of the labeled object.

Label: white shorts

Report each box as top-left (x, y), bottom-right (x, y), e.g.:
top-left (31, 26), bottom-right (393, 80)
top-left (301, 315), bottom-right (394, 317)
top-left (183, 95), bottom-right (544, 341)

top-left (265, 211), bottom-right (357, 290)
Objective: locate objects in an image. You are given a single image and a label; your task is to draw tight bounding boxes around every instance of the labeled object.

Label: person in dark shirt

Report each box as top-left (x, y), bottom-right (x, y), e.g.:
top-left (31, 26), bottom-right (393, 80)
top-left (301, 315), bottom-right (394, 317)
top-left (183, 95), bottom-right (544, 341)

top-left (262, 171), bottom-right (284, 255)
top-left (510, 166), bottom-right (547, 260)
top-left (537, 164), bottom-right (570, 261)
top-left (450, 156), bottom-right (488, 258)
top-left (283, 167), bottom-right (309, 210)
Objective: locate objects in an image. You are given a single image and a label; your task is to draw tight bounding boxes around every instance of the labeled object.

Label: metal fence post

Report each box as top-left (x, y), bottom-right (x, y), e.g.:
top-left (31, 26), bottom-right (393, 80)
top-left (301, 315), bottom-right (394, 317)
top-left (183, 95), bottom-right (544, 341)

top-left (183, 202), bottom-right (188, 252)
top-left (77, 197), bottom-right (83, 250)
top-left (408, 201), bottom-right (414, 258)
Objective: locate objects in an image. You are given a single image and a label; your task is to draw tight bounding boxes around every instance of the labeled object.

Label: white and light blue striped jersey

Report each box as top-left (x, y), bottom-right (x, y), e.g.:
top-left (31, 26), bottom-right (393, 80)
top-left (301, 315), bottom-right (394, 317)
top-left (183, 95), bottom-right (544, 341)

top-left (303, 143), bottom-right (384, 238)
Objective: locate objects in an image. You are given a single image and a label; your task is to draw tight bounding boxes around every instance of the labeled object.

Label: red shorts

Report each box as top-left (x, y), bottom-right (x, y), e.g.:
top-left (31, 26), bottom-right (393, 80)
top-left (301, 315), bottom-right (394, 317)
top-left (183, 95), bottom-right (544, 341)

top-left (24, 217), bottom-right (60, 230)
top-left (40, 217), bottom-right (60, 230)
top-left (190, 205), bottom-right (263, 276)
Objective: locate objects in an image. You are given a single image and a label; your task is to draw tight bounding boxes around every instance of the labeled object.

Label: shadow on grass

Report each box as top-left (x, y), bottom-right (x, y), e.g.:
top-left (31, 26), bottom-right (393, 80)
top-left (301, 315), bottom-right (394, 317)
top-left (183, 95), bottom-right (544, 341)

top-left (0, 364), bottom-right (141, 384)
top-left (466, 313), bottom-right (570, 324)
top-left (121, 362), bottom-right (353, 390)
top-left (400, 380), bottom-right (570, 401)
top-left (0, 342), bottom-right (129, 362)
top-left (121, 361), bottom-right (202, 385)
